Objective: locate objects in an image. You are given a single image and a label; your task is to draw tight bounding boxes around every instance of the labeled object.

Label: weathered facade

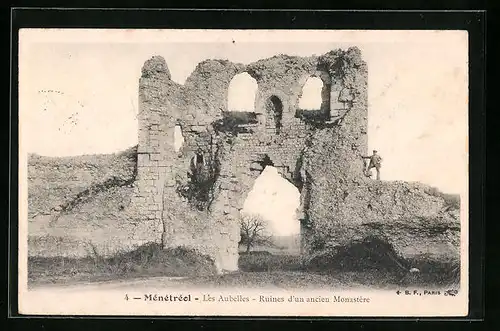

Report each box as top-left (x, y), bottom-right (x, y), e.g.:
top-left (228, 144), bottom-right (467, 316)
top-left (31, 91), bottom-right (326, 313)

top-left (28, 47), bottom-right (459, 273)
top-left (131, 48), bottom-right (370, 272)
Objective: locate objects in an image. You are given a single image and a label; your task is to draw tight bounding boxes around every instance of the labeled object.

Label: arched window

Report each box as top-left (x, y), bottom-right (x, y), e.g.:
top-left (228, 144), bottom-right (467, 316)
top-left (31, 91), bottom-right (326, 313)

top-left (298, 77), bottom-right (324, 110)
top-left (228, 73), bottom-right (258, 112)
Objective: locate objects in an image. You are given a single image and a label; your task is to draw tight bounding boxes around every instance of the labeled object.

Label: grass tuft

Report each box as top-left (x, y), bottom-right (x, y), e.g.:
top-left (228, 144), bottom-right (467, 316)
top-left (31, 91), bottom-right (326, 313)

top-left (238, 252), bottom-right (302, 272)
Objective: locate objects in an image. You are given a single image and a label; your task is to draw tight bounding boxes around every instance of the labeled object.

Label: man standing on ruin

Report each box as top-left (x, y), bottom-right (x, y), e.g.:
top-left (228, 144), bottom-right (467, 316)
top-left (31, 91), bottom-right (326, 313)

top-left (363, 150), bottom-right (382, 180)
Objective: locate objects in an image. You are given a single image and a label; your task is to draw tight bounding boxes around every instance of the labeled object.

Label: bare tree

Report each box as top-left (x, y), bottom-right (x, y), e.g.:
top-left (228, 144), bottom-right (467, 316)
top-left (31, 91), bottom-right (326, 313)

top-left (239, 214), bottom-right (274, 253)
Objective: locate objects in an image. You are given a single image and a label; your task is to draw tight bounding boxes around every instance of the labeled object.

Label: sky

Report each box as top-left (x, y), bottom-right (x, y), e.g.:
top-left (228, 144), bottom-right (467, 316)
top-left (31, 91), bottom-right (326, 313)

top-left (19, 30), bottom-right (468, 236)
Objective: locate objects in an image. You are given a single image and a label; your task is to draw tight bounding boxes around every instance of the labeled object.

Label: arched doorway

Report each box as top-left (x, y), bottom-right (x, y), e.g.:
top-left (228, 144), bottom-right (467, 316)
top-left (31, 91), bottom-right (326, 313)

top-left (240, 165), bottom-right (301, 255)
top-left (173, 125), bottom-right (184, 152)
top-left (265, 95), bottom-right (284, 134)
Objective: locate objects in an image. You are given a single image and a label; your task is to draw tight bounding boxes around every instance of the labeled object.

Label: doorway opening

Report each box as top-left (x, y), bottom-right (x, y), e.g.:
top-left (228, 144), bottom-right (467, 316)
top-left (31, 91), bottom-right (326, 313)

top-left (239, 166), bottom-right (301, 261)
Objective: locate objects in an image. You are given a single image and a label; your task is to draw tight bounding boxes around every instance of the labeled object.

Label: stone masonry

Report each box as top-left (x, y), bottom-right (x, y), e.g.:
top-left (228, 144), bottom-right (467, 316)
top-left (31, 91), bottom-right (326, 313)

top-left (131, 48), bottom-right (371, 272)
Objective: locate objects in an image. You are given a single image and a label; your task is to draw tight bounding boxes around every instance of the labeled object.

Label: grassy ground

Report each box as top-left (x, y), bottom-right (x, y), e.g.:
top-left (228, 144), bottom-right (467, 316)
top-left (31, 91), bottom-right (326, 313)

top-left (182, 270), bottom-right (456, 290)
top-left (28, 243), bottom-right (460, 290)
top-left (28, 243), bottom-right (217, 286)
top-left (236, 251), bottom-right (459, 289)
top-left (238, 251), bottom-right (303, 272)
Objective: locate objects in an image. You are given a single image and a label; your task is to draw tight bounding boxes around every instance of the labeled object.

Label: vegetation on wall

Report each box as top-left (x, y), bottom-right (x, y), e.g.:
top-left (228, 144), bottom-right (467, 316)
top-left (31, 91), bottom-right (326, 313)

top-left (176, 146), bottom-right (222, 211)
top-left (211, 111), bottom-right (258, 136)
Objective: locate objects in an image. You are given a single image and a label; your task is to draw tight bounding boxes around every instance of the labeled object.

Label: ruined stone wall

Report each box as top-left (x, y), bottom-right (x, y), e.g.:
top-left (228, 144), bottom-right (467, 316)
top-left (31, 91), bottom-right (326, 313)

top-left (131, 56), bottom-right (184, 248)
top-left (27, 47), bottom-right (459, 268)
top-left (300, 48), bottom-right (459, 263)
top-left (27, 147), bottom-right (160, 258)
top-left (134, 47), bottom-right (459, 271)
top-left (28, 147), bottom-right (137, 218)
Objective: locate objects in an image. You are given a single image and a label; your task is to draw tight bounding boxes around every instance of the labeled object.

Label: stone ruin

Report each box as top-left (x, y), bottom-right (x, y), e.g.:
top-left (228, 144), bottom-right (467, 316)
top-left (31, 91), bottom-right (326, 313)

top-left (27, 47), bottom-right (459, 275)
top-left (129, 47), bottom-right (460, 273)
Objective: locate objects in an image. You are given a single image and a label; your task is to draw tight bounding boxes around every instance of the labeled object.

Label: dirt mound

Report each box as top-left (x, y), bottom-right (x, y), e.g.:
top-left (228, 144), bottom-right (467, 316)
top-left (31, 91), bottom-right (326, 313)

top-left (306, 236), bottom-right (408, 272)
top-left (305, 177), bottom-right (461, 267)
top-left (29, 243), bottom-right (217, 285)
top-left (238, 253), bottom-right (302, 272)
top-left (304, 235), bottom-right (460, 287)
top-left (27, 183), bottom-right (155, 259)
top-left (105, 244), bottom-right (217, 277)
